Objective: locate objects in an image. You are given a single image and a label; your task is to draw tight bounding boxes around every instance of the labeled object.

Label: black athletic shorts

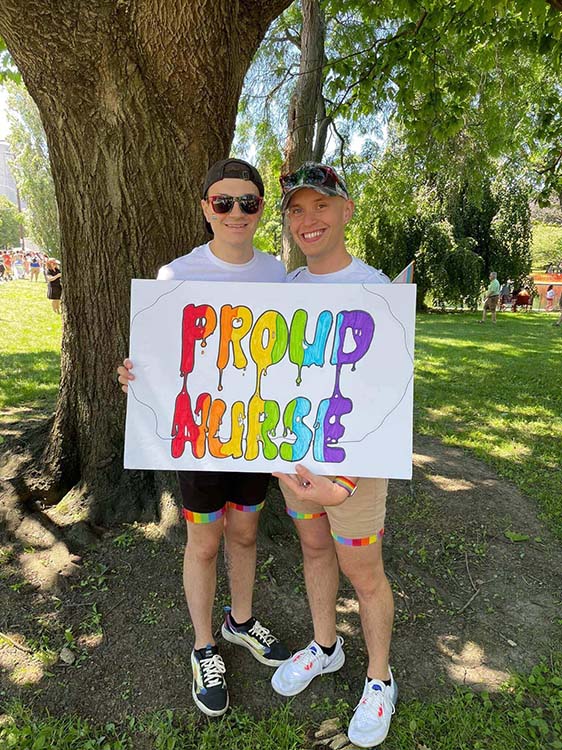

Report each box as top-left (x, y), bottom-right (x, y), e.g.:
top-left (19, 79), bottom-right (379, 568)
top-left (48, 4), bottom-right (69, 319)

top-left (177, 471), bottom-right (270, 523)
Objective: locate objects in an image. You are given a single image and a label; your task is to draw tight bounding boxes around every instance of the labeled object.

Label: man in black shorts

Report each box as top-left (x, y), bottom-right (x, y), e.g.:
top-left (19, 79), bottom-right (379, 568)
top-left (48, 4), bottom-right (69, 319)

top-left (118, 159), bottom-right (289, 716)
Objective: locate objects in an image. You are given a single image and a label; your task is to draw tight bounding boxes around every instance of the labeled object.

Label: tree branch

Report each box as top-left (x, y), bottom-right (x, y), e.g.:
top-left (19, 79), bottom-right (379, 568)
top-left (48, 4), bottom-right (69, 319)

top-left (330, 119), bottom-right (347, 174)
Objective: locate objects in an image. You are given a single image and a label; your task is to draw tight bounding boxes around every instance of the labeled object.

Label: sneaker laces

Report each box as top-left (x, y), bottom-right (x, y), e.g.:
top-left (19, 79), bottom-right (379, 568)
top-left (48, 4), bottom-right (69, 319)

top-left (200, 653), bottom-right (226, 688)
top-left (354, 685), bottom-right (396, 718)
top-left (292, 642), bottom-right (324, 671)
top-left (248, 620), bottom-right (277, 646)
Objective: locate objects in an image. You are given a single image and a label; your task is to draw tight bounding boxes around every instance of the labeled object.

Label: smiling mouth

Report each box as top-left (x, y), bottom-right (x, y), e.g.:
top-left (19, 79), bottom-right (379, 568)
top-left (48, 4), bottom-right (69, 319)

top-left (301, 229), bottom-right (324, 241)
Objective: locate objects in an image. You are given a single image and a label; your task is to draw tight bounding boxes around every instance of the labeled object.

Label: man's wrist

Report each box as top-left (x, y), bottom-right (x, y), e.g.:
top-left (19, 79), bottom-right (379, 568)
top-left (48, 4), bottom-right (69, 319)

top-left (332, 476), bottom-right (357, 497)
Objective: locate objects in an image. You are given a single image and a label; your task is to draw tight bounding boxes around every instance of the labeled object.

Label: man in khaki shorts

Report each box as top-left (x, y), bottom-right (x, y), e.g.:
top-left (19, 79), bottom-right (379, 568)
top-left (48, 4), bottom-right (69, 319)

top-left (271, 163), bottom-right (397, 748)
top-left (281, 477), bottom-right (388, 548)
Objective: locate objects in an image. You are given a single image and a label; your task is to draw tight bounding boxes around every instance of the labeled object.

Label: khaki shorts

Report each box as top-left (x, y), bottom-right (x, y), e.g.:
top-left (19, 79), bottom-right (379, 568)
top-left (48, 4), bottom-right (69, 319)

top-left (280, 477), bottom-right (388, 546)
top-left (484, 294), bottom-right (499, 311)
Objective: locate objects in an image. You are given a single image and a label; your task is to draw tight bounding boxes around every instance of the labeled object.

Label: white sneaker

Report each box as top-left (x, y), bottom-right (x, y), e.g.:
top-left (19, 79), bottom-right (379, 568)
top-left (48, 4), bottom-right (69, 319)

top-left (271, 637), bottom-right (345, 696)
top-left (347, 669), bottom-right (398, 747)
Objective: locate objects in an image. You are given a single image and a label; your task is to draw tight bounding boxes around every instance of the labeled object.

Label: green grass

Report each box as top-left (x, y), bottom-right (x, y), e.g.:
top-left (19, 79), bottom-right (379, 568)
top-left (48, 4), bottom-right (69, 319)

top-left (415, 311), bottom-right (562, 537)
top-left (0, 279), bottom-right (62, 425)
top-left (1, 659), bottom-right (561, 748)
top-left (532, 222), bottom-right (562, 272)
top-left (0, 704), bottom-right (307, 750)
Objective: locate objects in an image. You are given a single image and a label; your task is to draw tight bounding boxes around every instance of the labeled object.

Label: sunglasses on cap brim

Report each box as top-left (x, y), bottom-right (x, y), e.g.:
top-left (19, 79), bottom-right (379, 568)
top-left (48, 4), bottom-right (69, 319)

top-left (279, 164), bottom-right (347, 195)
top-left (207, 194), bottom-right (263, 215)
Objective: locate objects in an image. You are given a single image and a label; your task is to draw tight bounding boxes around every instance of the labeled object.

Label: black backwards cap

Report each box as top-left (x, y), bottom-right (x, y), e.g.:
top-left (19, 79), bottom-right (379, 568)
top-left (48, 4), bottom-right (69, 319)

top-left (202, 158), bottom-right (264, 235)
top-left (202, 158), bottom-right (264, 198)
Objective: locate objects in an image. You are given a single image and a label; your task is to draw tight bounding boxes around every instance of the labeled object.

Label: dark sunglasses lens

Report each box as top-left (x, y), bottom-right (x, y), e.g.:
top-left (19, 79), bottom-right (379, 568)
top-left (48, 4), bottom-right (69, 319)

top-left (239, 195), bottom-right (261, 214)
top-left (280, 174), bottom-right (297, 190)
top-left (306, 166), bottom-right (328, 185)
top-left (210, 196), bottom-right (234, 213)
top-left (280, 166), bottom-right (329, 192)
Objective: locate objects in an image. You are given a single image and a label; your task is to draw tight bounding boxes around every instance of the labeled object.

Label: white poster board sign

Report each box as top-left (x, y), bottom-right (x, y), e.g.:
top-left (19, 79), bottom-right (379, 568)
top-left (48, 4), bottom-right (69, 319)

top-left (124, 280), bottom-right (416, 478)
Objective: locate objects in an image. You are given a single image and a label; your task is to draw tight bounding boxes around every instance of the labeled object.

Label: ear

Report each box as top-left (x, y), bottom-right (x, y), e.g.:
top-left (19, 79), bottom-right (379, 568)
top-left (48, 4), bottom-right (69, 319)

top-left (201, 198), bottom-right (212, 222)
top-left (343, 199), bottom-right (355, 224)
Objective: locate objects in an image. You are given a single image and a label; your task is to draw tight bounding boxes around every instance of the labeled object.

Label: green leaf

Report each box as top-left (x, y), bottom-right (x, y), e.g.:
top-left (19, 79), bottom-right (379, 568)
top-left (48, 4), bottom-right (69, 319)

top-left (504, 530), bottom-right (530, 542)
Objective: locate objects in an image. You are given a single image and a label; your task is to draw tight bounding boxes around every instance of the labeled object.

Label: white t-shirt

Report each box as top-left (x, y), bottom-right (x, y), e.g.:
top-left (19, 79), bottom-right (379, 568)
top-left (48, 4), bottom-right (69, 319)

top-left (286, 256), bottom-right (390, 284)
top-left (157, 242), bottom-right (286, 283)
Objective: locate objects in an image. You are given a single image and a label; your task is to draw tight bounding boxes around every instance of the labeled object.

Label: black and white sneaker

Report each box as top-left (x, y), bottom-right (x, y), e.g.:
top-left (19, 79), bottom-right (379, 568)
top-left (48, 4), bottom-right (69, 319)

top-left (221, 608), bottom-right (291, 666)
top-left (191, 644), bottom-right (229, 716)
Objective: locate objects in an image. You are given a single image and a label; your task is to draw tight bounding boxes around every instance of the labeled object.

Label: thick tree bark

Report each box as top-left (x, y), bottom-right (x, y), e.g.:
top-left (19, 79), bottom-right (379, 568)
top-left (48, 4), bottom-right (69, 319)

top-left (0, 0), bottom-right (292, 524)
top-left (281, 0), bottom-right (326, 272)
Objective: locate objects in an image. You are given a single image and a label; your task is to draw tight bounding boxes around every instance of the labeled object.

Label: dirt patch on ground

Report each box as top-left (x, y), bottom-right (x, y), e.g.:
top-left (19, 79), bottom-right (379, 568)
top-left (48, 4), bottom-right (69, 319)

top-left (1, 434), bottom-right (561, 724)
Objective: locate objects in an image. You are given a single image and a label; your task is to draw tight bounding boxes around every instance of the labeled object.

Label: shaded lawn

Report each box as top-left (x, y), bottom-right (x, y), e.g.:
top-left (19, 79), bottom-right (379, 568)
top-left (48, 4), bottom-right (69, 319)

top-left (415, 311), bottom-right (562, 536)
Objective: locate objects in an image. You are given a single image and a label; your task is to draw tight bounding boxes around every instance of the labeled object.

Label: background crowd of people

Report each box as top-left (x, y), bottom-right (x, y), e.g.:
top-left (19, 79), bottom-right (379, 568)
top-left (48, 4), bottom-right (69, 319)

top-left (0, 247), bottom-right (62, 312)
top-left (0, 247), bottom-right (47, 282)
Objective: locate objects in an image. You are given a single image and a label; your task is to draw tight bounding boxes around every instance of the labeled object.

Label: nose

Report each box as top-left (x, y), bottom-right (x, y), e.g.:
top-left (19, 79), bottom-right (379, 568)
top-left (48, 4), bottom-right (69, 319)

top-left (300, 208), bottom-right (317, 225)
top-left (229, 199), bottom-right (245, 218)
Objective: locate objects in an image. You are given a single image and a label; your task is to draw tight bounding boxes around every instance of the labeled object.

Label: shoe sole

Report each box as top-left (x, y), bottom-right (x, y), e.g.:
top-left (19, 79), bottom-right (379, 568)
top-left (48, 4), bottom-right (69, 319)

top-left (221, 623), bottom-right (289, 666)
top-left (271, 650), bottom-right (346, 696)
top-left (192, 682), bottom-right (229, 717)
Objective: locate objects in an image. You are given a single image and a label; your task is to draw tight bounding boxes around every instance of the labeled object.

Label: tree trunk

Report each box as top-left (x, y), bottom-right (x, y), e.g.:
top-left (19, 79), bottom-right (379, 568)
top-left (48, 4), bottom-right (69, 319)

top-left (281, 0), bottom-right (326, 272)
top-left (0, 0), bottom-right (292, 524)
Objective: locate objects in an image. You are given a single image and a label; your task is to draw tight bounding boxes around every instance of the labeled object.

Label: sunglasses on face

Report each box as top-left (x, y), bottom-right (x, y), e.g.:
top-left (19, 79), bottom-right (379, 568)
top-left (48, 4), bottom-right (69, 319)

top-left (207, 194), bottom-right (263, 215)
top-left (279, 164), bottom-right (347, 196)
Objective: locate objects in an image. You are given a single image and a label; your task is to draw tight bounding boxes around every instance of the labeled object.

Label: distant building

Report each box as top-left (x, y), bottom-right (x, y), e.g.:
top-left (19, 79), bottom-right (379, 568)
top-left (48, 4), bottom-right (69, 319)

top-left (0, 139), bottom-right (18, 206)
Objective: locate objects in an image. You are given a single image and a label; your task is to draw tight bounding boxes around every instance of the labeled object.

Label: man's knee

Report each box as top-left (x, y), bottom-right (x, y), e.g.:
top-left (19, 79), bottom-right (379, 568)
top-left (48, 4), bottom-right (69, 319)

top-left (224, 516), bottom-right (259, 549)
top-left (339, 549), bottom-right (386, 594)
top-left (185, 526), bottom-right (222, 562)
top-left (298, 525), bottom-right (335, 561)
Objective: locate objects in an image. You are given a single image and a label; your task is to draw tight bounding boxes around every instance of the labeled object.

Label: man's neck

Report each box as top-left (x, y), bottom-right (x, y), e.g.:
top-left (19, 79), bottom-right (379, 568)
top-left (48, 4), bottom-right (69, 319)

top-left (307, 249), bottom-right (353, 275)
top-left (209, 239), bottom-right (254, 265)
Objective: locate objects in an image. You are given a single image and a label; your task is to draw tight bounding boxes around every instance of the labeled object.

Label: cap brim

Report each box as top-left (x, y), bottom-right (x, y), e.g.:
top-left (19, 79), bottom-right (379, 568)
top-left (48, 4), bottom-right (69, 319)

top-left (280, 184), bottom-right (343, 212)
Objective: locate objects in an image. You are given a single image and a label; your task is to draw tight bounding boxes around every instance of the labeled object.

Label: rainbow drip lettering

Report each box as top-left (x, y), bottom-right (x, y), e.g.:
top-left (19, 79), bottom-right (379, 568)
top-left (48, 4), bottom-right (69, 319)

top-left (169, 303), bottom-right (375, 464)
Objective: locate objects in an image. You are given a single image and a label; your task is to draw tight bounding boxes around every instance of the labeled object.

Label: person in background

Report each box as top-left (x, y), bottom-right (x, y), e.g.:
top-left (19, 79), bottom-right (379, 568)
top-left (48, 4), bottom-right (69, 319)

top-left (554, 293), bottom-right (562, 327)
top-left (12, 252), bottom-right (25, 280)
top-left (30, 255), bottom-right (41, 282)
top-left (45, 257), bottom-right (62, 313)
top-left (545, 284), bottom-right (555, 312)
top-left (480, 271), bottom-right (500, 323)
top-left (3, 252), bottom-right (12, 280)
top-left (499, 280), bottom-right (511, 311)
top-left (512, 286), bottom-right (531, 313)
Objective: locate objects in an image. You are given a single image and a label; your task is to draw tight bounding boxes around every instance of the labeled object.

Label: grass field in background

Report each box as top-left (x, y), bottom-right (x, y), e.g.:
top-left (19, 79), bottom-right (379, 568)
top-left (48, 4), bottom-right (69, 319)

top-left (532, 222), bottom-right (562, 271)
top-left (0, 279), bottom-right (62, 428)
top-left (1, 282), bottom-right (561, 749)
